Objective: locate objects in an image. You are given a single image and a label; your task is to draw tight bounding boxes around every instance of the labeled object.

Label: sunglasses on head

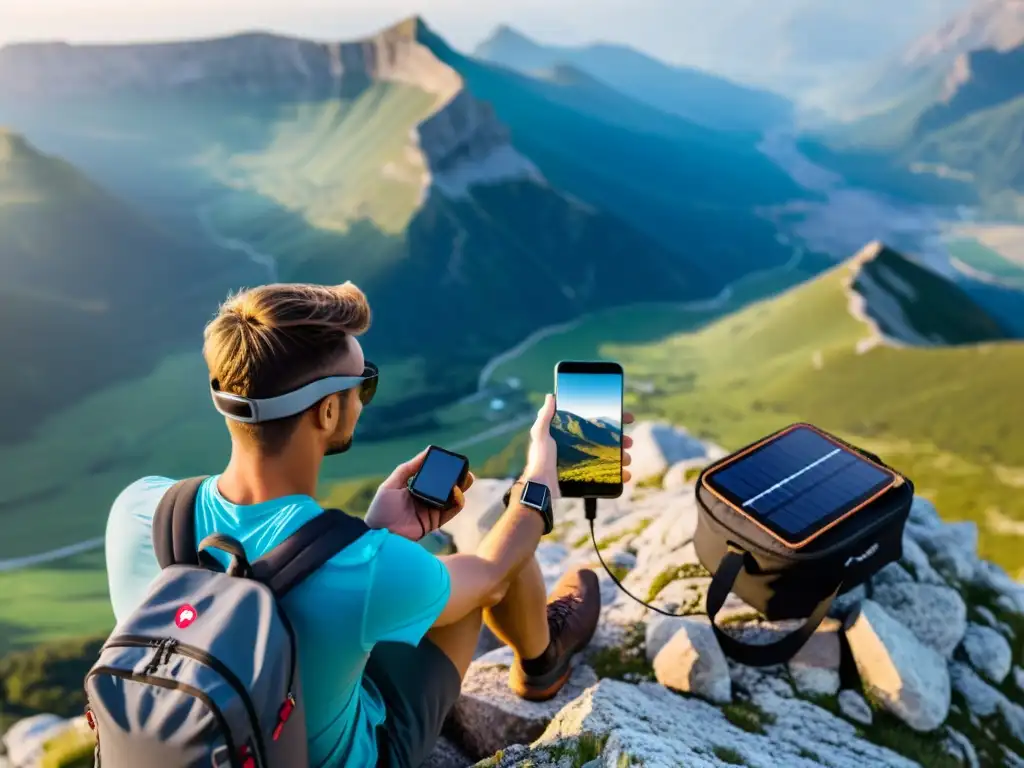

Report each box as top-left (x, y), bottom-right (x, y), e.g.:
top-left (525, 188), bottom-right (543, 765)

top-left (211, 361), bottom-right (379, 424)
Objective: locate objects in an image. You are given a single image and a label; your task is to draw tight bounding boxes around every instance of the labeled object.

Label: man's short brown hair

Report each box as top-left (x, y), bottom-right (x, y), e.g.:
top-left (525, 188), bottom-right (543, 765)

top-left (203, 282), bottom-right (371, 453)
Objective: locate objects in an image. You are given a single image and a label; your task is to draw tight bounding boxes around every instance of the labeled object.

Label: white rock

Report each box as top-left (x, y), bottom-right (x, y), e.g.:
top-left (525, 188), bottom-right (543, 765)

top-left (872, 582), bottom-right (967, 658)
top-left (845, 599), bottom-right (951, 731)
top-left (1015, 666), bottom-right (1024, 693)
top-left (909, 520), bottom-right (979, 583)
top-left (652, 616), bottom-right (732, 704)
top-left (949, 662), bottom-right (1024, 742)
top-left (644, 613), bottom-right (688, 662)
top-left (872, 562), bottom-right (915, 587)
top-left (962, 622), bottom-right (1013, 684)
top-left (625, 421), bottom-right (708, 486)
top-left (972, 560), bottom-right (1024, 615)
top-left (449, 646), bottom-right (599, 759)
top-left (943, 726), bottom-right (980, 768)
top-left (529, 678), bottom-right (920, 768)
top-left (661, 458), bottom-right (711, 491)
top-left (837, 690), bottom-right (874, 726)
top-left (787, 619), bottom-right (842, 697)
top-left (900, 533), bottom-right (946, 585)
top-left (909, 495), bottom-right (942, 528)
top-left (830, 584), bottom-right (867, 618)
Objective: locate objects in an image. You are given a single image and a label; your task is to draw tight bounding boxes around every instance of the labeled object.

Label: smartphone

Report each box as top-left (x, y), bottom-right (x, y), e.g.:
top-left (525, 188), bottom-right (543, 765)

top-left (701, 423), bottom-right (902, 549)
top-left (553, 361), bottom-right (624, 498)
top-left (409, 446), bottom-right (470, 509)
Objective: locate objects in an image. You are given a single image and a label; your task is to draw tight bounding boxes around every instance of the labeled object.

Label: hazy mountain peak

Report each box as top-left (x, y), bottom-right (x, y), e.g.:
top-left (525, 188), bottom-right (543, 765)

top-left (473, 24), bottom-right (792, 132)
top-left (479, 24), bottom-right (538, 50)
top-left (903, 0), bottom-right (1024, 66)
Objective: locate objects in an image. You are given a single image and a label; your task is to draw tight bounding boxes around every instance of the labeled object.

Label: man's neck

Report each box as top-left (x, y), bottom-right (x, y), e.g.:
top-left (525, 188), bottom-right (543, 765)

top-left (217, 448), bottom-right (321, 506)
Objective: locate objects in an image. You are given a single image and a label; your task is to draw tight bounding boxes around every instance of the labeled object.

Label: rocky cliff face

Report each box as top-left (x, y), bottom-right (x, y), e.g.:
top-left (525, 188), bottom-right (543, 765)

top-left (427, 422), bottom-right (1024, 767)
top-left (0, 17), bottom-right (541, 200)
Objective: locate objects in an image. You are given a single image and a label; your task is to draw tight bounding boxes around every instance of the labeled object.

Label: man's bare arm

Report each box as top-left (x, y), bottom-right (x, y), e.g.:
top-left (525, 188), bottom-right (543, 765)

top-left (433, 485), bottom-right (545, 627)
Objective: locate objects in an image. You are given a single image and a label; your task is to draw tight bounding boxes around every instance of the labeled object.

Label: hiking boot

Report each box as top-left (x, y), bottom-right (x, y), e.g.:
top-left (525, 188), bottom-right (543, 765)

top-left (509, 568), bottom-right (601, 701)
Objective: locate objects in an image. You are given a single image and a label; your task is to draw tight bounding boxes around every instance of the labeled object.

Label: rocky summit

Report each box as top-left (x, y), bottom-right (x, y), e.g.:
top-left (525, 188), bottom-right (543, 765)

top-left (429, 423), bottom-right (1024, 768)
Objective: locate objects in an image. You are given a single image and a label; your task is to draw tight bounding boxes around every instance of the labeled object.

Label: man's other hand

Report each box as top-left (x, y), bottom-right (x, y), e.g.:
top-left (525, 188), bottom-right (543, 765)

top-left (522, 394), bottom-right (637, 495)
top-left (365, 450), bottom-right (476, 541)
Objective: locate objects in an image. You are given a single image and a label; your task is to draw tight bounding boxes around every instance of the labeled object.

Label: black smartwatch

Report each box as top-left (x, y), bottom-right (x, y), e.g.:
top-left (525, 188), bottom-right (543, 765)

top-left (502, 480), bottom-right (554, 535)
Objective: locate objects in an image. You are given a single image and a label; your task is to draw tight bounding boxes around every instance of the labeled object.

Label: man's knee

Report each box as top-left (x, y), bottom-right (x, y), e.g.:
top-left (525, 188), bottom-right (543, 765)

top-left (427, 608), bottom-right (484, 679)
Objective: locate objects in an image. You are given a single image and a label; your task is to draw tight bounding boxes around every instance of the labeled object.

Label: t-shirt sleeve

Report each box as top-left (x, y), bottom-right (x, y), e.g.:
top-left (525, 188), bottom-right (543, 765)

top-left (361, 533), bottom-right (451, 650)
top-left (105, 476), bottom-right (174, 624)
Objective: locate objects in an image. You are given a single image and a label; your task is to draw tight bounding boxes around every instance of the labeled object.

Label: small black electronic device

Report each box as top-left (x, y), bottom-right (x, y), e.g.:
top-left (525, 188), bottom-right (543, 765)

top-left (553, 360), bottom-right (624, 499)
top-left (409, 446), bottom-right (470, 509)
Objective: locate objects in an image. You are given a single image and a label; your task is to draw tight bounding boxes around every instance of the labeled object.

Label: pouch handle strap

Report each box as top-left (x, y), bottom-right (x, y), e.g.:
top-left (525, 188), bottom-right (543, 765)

top-left (706, 545), bottom-right (841, 667)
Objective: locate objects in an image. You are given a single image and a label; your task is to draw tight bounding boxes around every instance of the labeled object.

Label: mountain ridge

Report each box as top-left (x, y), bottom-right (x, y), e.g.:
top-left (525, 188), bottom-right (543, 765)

top-left (848, 241), bottom-right (1012, 346)
top-left (472, 23), bottom-right (793, 132)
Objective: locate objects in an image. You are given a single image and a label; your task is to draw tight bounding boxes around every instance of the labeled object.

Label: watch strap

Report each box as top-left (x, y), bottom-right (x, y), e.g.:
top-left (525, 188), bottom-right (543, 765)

top-left (503, 480), bottom-right (554, 535)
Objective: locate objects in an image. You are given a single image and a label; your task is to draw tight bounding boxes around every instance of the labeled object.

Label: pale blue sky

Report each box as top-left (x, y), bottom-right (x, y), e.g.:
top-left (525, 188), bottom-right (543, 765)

top-left (0, 0), bottom-right (964, 97)
top-left (556, 373), bottom-right (621, 423)
top-left (0, 0), bottom-right (688, 57)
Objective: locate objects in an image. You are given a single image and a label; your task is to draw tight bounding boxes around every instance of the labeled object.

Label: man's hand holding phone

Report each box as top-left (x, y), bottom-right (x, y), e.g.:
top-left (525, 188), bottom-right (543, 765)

top-left (365, 447), bottom-right (476, 541)
top-left (524, 393), bottom-right (635, 493)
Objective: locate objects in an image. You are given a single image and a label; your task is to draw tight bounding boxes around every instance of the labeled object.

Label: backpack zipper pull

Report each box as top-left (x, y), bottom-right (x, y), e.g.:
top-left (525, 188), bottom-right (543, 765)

top-left (144, 639), bottom-right (166, 675)
top-left (162, 638), bottom-right (178, 667)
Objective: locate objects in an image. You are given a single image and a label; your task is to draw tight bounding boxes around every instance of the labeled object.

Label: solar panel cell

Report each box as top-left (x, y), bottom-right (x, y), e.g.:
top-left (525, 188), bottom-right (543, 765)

top-left (703, 425), bottom-right (895, 547)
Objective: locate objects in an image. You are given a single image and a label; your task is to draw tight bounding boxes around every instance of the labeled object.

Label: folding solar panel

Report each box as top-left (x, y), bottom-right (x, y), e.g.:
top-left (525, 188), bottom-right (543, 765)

top-left (703, 425), bottom-right (896, 547)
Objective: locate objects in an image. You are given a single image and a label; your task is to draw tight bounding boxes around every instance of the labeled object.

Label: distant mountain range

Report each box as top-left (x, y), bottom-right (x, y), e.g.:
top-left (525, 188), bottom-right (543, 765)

top-left (0, 17), bottom-right (808, 436)
top-left (808, 0), bottom-right (1024, 216)
top-left (472, 25), bottom-right (793, 132)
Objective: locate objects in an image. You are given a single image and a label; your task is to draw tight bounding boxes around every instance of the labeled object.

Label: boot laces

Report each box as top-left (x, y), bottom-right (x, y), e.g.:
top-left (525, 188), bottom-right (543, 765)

top-left (548, 594), bottom-right (582, 633)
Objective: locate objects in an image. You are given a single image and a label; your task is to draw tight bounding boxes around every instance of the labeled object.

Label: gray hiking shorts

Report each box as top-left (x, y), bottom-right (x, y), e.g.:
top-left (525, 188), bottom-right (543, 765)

top-left (365, 637), bottom-right (463, 768)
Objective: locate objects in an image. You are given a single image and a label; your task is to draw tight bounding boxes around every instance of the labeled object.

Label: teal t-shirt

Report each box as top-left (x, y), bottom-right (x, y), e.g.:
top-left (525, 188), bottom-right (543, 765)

top-left (104, 476), bottom-right (451, 767)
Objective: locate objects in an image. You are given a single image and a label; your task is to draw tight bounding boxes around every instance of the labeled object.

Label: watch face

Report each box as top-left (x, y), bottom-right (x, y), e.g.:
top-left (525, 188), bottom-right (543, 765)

top-left (521, 482), bottom-right (548, 509)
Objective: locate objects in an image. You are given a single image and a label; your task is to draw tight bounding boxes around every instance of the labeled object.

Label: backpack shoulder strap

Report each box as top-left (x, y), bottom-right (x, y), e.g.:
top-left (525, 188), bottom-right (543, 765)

top-left (253, 509), bottom-right (371, 599)
top-left (152, 476), bottom-right (211, 569)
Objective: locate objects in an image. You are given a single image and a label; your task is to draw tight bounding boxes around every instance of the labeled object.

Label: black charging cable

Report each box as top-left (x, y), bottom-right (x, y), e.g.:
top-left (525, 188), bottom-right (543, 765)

top-left (583, 496), bottom-right (693, 618)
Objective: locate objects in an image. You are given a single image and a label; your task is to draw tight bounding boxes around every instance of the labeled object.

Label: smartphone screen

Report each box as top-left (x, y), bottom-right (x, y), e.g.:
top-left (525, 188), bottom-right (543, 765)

top-left (702, 424), bottom-right (898, 548)
top-left (553, 361), bottom-right (624, 498)
top-left (411, 447), bottom-right (468, 505)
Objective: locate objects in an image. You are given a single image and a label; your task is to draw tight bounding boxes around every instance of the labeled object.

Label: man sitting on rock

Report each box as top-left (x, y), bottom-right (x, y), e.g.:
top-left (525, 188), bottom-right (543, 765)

top-left (104, 282), bottom-right (635, 768)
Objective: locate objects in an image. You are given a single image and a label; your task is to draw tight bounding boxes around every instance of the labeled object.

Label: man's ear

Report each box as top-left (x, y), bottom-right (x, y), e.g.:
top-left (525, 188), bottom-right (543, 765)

top-left (315, 394), bottom-right (339, 431)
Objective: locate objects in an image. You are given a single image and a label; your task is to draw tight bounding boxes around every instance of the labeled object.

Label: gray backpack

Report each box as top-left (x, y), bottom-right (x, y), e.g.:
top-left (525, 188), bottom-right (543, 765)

top-left (84, 477), bottom-right (371, 768)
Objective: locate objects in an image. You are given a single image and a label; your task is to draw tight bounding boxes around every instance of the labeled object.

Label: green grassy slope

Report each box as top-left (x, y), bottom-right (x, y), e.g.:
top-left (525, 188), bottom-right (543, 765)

top-left (0, 130), bottom-right (235, 443)
top-left (551, 409), bottom-right (621, 483)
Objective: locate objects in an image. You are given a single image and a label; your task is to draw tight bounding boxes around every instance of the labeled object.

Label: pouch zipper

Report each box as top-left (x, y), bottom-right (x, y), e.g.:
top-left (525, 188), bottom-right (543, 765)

top-left (104, 635), bottom-right (267, 766)
top-left (86, 665), bottom-right (240, 768)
